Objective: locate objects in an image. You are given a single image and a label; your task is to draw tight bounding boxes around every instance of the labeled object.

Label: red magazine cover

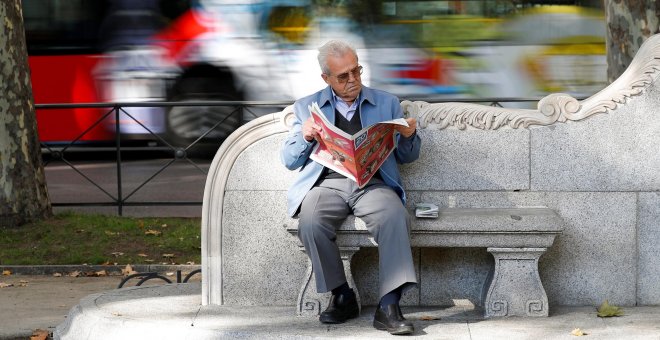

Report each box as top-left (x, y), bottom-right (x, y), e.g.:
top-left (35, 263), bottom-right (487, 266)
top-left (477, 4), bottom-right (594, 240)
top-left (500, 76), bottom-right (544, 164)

top-left (308, 102), bottom-right (408, 188)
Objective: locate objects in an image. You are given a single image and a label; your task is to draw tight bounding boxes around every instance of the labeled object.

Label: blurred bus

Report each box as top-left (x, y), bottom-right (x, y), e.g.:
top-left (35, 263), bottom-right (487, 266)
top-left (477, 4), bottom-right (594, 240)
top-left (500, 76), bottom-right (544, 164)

top-left (377, 3), bottom-right (607, 104)
top-left (25, 1), bottom-right (606, 147)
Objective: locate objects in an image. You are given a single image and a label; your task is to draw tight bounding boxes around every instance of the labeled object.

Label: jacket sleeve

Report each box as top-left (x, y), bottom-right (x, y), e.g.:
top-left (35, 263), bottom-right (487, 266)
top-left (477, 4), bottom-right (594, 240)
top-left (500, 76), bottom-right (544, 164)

top-left (395, 131), bottom-right (421, 164)
top-left (392, 97), bottom-right (421, 164)
top-left (280, 101), bottom-right (316, 170)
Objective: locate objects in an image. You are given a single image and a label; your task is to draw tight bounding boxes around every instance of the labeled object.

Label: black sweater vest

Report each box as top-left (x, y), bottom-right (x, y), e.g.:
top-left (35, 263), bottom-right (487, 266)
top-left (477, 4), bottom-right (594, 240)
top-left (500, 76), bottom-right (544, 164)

top-left (336, 108), bottom-right (362, 135)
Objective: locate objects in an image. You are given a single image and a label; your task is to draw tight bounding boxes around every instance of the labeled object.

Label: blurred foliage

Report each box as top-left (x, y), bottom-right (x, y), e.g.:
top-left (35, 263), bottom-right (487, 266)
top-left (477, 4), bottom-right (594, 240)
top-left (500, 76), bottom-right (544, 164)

top-left (268, 6), bottom-right (312, 43)
top-left (388, 16), bottom-right (505, 49)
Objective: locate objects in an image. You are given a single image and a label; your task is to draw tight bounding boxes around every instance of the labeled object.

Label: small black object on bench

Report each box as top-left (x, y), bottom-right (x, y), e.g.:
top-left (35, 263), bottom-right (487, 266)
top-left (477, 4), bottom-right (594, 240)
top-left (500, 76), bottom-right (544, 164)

top-left (286, 207), bottom-right (564, 318)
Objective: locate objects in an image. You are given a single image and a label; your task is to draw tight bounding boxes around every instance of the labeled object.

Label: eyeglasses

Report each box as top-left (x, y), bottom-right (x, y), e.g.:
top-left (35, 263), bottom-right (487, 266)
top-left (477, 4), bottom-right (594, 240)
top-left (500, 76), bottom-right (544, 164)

top-left (328, 65), bottom-right (363, 83)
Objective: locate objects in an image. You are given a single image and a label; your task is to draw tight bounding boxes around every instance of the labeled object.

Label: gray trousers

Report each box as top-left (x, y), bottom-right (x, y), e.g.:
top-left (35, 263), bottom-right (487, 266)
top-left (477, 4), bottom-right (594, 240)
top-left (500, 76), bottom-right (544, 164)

top-left (297, 177), bottom-right (417, 299)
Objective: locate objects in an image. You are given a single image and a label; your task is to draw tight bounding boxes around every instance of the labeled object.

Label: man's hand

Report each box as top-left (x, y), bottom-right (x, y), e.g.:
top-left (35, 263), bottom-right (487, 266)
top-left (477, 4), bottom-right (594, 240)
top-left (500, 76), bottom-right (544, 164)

top-left (302, 117), bottom-right (322, 142)
top-left (396, 118), bottom-right (417, 138)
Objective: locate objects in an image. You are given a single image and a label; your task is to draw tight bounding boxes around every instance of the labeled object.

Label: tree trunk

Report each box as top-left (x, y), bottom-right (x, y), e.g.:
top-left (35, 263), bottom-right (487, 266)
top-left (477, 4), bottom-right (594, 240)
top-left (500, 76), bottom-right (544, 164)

top-left (605, 0), bottom-right (660, 83)
top-left (0, 0), bottom-right (51, 227)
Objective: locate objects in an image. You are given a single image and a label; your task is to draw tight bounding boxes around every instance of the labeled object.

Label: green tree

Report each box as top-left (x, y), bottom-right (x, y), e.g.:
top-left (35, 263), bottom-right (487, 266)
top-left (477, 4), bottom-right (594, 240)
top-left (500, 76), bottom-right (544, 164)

top-left (605, 0), bottom-right (660, 82)
top-left (0, 0), bottom-right (51, 227)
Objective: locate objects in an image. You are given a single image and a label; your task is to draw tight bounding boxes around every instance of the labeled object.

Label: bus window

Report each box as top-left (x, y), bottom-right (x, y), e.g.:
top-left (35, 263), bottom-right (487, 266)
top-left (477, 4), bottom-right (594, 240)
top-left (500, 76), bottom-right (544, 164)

top-left (23, 0), bottom-right (109, 55)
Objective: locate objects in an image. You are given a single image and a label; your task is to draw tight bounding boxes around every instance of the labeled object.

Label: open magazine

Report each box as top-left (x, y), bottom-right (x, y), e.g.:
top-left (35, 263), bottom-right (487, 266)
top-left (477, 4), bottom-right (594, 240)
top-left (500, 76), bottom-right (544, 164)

top-left (308, 102), bottom-right (408, 188)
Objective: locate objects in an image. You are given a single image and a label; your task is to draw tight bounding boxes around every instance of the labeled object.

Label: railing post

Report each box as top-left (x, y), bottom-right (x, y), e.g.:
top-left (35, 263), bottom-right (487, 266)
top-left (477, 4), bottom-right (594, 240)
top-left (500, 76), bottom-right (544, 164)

top-left (114, 105), bottom-right (123, 216)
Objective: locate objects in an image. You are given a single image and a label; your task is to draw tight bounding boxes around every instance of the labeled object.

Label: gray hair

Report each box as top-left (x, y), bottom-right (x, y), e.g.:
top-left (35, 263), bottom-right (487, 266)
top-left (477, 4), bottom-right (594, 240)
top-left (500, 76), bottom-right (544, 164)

top-left (317, 40), bottom-right (358, 75)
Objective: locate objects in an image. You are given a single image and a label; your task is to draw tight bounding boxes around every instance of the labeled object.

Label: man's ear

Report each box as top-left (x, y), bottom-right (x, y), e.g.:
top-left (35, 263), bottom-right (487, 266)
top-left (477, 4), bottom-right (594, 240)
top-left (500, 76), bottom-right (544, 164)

top-left (321, 73), bottom-right (330, 85)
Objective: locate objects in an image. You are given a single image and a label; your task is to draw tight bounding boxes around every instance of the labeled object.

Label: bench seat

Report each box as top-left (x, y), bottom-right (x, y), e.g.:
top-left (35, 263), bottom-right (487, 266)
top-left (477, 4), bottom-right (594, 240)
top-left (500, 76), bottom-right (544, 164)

top-left (286, 207), bottom-right (564, 318)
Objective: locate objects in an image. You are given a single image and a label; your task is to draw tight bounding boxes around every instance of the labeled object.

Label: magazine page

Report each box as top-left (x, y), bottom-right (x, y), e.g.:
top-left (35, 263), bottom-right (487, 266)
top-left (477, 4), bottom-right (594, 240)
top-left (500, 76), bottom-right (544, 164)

top-left (352, 123), bottom-right (398, 187)
top-left (309, 102), bottom-right (352, 140)
top-left (350, 115), bottom-right (408, 187)
top-left (309, 103), bottom-right (359, 181)
top-left (351, 117), bottom-right (408, 149)
top-left (307, 101), bottom-right (410, 188)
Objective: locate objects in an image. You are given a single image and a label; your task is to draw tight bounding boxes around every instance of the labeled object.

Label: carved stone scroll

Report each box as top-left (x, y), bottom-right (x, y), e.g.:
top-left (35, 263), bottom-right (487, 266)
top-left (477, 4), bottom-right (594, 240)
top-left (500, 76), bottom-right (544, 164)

top-left (296, 246), bottom-right (360, 317)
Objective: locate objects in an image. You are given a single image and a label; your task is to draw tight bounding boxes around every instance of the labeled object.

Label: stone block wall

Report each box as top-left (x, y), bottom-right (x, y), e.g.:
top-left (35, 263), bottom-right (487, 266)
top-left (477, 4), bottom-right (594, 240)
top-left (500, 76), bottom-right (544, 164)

top-left (201, 34), bottom-right (660, 308)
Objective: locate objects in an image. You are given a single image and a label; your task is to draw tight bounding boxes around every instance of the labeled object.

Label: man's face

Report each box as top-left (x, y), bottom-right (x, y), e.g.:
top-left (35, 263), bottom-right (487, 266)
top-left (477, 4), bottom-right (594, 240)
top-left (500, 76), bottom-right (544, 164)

top-left (321, 52), bottom-right (362, 104)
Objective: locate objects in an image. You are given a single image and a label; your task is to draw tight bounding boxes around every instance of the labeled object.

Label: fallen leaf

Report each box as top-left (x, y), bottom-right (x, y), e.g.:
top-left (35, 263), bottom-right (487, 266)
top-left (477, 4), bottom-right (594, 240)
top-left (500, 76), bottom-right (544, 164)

top-left (111, 252), bottom-right (124, 257)
top-left (0, 282), bottom-right (14, 288)
top-left (145, 229), bottom-right (162, 236)
top-left (166, 272), bottom-right (175, 276)
top-left (67, 271), bottom-right (81, 277)
top-left (597, 300), bottom-right (624, 317)
top-left (138, 220), bottom-right (145, 228)
top-left (144, 259), bottom-right (154, 263)
top-left (571, 328), bottom-right (586, 336)
top-left (95, 270), bottom-right (108, 277)
top-left (30, 329), bottom-right (49, 340)
top-left (186, 261), bottom-right (195, 265)
top-left (18, 280), bottom-right (29, 287)
top-left (137, 253), bottom-right (149, 257)
top-left (75, 229), bottom-right (85, 233)
top-left (2, 270), bottom-right (11, 276)
top-left (122, 264), bottom-right (137, 276)
top-left (105, 230), bottom-right (117, 236)
top-left (161, 224), bottom-right (168, 228)
top-left (53, 273), bottom-right (63, 277)
top-left (162, 253), bottom-right (175, 259)
top-left (419, 315), bottom-right (440, 321)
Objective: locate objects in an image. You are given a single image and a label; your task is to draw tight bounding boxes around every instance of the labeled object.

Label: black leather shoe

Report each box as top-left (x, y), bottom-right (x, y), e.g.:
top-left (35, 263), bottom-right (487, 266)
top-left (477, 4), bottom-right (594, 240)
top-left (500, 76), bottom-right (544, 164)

top-left (373, 304), bottom-right (414, 335)
top-left (319, 289), bottom-right (360, 324)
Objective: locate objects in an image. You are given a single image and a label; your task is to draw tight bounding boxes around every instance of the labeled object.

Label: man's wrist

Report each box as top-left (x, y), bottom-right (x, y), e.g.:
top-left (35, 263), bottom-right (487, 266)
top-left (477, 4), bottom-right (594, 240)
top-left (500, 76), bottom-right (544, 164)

top-left (402, 130), bottom-right (417, 139)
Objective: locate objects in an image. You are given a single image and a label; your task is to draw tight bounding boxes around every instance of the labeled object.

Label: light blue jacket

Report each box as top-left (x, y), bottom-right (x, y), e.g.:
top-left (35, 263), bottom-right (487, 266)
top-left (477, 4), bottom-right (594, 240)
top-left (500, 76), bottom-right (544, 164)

top-left (280, 85), bottom-right (421, 217)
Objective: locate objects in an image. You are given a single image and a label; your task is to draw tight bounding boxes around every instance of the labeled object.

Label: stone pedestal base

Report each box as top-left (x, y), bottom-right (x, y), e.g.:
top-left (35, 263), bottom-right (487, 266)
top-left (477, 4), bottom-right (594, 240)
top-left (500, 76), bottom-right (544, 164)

top-left (485, 247), bottom-right (549, 317)
top-left (296, 247), bottom-right (360, 316)
top-left (295, 246), bottom-right (550, 317)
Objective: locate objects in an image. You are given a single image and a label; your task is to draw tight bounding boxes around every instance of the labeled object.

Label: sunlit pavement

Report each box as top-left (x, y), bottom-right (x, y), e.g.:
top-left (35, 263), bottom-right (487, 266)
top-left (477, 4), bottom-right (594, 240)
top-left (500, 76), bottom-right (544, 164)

top-left (2, 275), bottom-right (659, 340)
top-left (0, 275), bottom-right (121, 340)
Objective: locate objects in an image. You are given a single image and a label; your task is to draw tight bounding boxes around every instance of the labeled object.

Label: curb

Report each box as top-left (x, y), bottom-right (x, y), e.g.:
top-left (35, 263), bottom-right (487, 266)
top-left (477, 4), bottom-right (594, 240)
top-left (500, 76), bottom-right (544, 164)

top-left (1, 264), bottom-right (201, 276)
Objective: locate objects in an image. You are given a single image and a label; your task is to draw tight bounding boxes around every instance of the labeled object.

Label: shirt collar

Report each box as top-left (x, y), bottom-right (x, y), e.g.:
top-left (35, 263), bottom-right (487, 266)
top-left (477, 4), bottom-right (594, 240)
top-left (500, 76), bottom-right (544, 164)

top-left (331, 89), bottom-right (359, 110)
top-left (319, 85), bottom-right (375, 108)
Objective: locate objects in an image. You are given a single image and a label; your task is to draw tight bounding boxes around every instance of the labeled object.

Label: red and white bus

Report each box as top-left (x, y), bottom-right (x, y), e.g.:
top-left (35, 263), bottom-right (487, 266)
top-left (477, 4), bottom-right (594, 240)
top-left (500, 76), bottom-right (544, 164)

top-left (24, 0), bottom-right (455, 148)
top-left (27, 1), bottom-right (603, 148)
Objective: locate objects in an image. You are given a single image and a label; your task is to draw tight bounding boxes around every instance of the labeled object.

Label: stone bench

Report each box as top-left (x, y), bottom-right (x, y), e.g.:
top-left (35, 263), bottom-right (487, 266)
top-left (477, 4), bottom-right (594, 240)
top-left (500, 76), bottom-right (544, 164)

top-left (201, 34), bottom-right (660, 316)
top-left (286, 207), bottom-right (563, 318)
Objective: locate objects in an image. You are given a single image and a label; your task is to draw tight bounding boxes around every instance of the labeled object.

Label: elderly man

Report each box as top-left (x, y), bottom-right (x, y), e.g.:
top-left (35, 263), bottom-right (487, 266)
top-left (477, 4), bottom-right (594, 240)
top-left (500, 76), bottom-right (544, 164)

top-left (280, 40), bottom-right (421, 335)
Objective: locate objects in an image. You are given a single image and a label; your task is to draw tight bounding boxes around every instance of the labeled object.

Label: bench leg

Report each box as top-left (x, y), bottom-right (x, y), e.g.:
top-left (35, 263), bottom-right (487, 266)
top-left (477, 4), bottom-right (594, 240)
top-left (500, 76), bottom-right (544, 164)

top-left (484, 247), bottom-right (549, 317)
top-left (296, 246), bottom-right (361, 316)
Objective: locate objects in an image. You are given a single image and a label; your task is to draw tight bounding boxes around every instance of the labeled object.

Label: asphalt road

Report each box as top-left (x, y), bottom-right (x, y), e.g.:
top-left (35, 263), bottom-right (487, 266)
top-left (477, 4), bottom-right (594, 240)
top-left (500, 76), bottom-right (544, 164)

top-left (44, 155), bottom-right (211, 217)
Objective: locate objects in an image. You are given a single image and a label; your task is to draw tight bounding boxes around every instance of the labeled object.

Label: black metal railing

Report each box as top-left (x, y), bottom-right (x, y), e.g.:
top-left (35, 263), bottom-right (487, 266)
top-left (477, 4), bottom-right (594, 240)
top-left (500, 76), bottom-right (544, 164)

top-left (39, 100), bottom-right (290, 215)
top-left (37, 97), bottom-right (548, 216)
